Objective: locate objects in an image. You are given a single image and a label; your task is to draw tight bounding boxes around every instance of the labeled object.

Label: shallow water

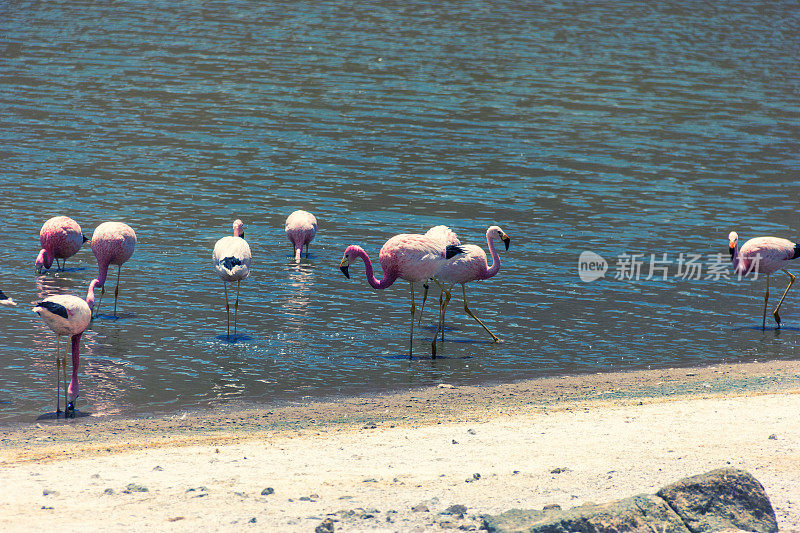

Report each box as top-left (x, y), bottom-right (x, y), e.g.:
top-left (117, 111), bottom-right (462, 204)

top-left (1, 1), bottom-right (799, 422)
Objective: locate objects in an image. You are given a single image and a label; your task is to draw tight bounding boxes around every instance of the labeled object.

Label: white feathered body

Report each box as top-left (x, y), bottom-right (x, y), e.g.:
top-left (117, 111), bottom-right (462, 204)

top-left (213, 236), bottom-right (251, 282)
top-left (32, 295), bottom-right (92, 336)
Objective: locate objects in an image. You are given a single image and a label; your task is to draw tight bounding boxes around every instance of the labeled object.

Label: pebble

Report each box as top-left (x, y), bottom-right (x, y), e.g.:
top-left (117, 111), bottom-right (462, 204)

top-left (123, 483), bottom-right (148, 493)
top-left (769, 434), bottom-right (778, 440)
top-left (103, 488), bottom-right (115, 495)
top-left (442, 504), bottom-right (467, 518)
top-left (248, 517), bottom-right (257, 523)
top-left (261, 487), bottom-right (275, 496)
top-left (465, 473), bottom-right (481, 483)
top-left (315, 517), bottom-right (335, 533)
top-left (543, 504), bottom-right (562, 511)
top-left (412, 503), bottom-right (430, 513)
top-left (42, 489), bottom-right (56, 496)
top-left (551, 467), bottom-right (568, 474)
top-left (362, 422), bottom-right (377, 429)
top-left (467, 429), bottom-right (476, 435)
top-left (152, 465), bottom-right (163, 471)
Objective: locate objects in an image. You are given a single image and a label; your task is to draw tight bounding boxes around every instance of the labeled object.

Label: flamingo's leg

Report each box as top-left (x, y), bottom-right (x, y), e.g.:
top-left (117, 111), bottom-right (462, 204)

top-left (409, 281), bottom-right (416, 358)
top-left (305, 243), bottom-right (309, 258)
top-left (431, 287), bottom-right (452, 358)
top-left (233, 280), bottom-right (240, 340)
top-left (54, 336), bottom-right (62, 415)
top-left (63, 340), bottom-right (71, 418)
top-left (113, 265), bottom-right (121, 317)
top-left (462, 284), bottom-right (500, 342)
top-left (419, 281), bottom-right (429, 325)
top-left (224, 281), bottom-right (230, 340)
top-left (94, 285), bottom-right (105, 319)
top-left (441, 288), bottom-right (452, 343)
top-left (55, 258), bottom-right (61, 271)
top-left (762, 274), bottom-right (770, 330)
top-left (773, 269), bottom-right (796, 328)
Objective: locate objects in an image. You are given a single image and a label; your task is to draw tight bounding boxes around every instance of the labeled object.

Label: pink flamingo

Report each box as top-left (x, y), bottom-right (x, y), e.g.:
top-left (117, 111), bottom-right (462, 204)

top-left (35, 216), bottom-right (89, 273)
top-left (729, 231), bottom-right (799, 329)
top-left (213, 219), bottom-right (251, 340)
top-left (32, 279), bottom-right (100, 417)
top-left (91, 222), bottom-right (137, 317)
top-left (431, 225), bottom-right (511, 356)
top-left (285, 210), bottom-right (318, 262)
top-left (419, 225), bottom-right (461, 320)
top-left (340, 233), bottom-right (461, 357)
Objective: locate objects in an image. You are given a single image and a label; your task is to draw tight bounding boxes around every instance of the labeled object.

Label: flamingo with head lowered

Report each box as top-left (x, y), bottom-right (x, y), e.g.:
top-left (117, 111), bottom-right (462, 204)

top-left (728, 231), bottom-right (799, 330)
top-left (35, 216), bottom-right (89, 274)
top-left (91, 221), bottom-right (137, 318)
top-left (32, 279), bottom-right (100, 417)
top-left (431, 225), bottom-right (510, 357)
top-left (285, 210), bottom-right (317, 262)
top-left (340, 233), bottom-right (462, 357)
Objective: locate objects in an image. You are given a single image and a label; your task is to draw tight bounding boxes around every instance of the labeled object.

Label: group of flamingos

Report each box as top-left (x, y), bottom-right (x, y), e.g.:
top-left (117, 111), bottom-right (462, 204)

top-left (11, 208), bottom-right (800, 419)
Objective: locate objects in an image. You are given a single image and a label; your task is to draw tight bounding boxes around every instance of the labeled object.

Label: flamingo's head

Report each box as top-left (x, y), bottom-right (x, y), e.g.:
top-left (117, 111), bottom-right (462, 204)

top-left (728, 231), bottom-right (739, 258)
top-left (489, 226), bottom-right (511, 251)
top-left (35, 249), bottom-right (53, 273)
top-left (340, 245), bottom-right (364, 279)
top-left (232, 219), bottom-right (245, 239)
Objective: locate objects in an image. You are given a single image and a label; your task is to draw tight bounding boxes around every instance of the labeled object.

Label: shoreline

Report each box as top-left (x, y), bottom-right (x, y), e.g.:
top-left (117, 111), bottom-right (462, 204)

top-left (1, 358), bottom-right (799, 531)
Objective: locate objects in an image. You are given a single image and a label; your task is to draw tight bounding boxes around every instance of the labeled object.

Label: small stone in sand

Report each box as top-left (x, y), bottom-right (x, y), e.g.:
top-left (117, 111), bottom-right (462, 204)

top-left (152, 465), bottom-right (163, 471)
top-left (467, 429), bottom-right (476, 435)
top-left (261, 487), bottom-right (275, 496)
top-left (90, 473), bottom-right (100, 479)
top-left (42, 489), bottom-right (57, 496)
top-left (103, 488), bottom-right (114, 495)
top-left (465, 473), bottom-right (481, 483)
top-left (769, 434), bottom-right (778, 440)
top-left (442, 504), bottom-right (467, 518)
top-left (363, 478), bottom-right (377, 483)
top-left (248, 517), bottom-right (257, 523)
top-left (412, 503), bottom-right (430, 513)
top-left (315, 517), bottom-right (335, 533)
top-left (124, 483), bottom-right (148, 493)
top-left (551, 467), bottom-right (568, 474)
top-left (452, 439), bottom-right (459, 444)
top-left (543, 504), bottom-right (562, 511)
top-left (167, 517), bottom-right (185, 522)
top-left (362, 422), bottom-right (377, 429)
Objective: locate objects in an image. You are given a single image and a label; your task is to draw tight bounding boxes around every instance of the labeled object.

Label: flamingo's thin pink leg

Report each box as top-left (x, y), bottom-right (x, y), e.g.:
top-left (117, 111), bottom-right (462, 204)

top-left (762, 274), bottom-right (770, 330)
top-left (462, 284), bottom-right (500, 342)
top-left (773, 269), bottom-right (796, 328)
top-left (54, 336), bottom-right (62, 415)
top-left (419, 282), bottom-right (430, 325)
top-left (409, 282), bottom-right (416, 358)
top-left (63, 341), bottom-right (69, 417)
top-left (234, 280), bottom-right (240, 341)
top-left (224, 281), bottom-right (230, 340)
top-left (113, 265), bottom-right (122, 317)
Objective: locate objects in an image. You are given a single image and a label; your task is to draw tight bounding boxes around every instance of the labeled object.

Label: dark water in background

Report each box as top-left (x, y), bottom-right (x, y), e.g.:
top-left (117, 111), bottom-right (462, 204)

top-left (1, 1), bottom-right (799, 422)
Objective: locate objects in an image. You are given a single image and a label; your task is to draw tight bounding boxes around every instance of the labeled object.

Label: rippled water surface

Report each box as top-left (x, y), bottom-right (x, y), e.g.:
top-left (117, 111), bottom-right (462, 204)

top-left (1, 1), bottom-right (799, 422)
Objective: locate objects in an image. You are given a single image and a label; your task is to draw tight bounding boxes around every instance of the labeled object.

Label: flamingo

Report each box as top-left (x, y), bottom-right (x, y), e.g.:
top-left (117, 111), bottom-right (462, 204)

top-left (419, 225), bottom-right (461, 321)
top-left (728, 231), bottom-right (799, 329)
top-left (32, 279), bottom-right (100, 417)
top-left (285, 210), bottom-right (318, 262)
top-left (431, 225), bottom-right (511, 356)
top-left (339, 233), bottom-right (462, 357)
top-left (35, 216), bottom-right (89, 273)
top-left (1, 289), bottom-right (16, 307)
top-left (91, 221), bottom-right (137, 318)
top-left (213, 219), bottom-right (251, 340)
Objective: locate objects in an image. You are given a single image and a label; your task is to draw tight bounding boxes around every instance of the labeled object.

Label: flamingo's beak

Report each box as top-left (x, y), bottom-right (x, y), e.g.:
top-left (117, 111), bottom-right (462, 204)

top-left (240, 231), bottom-right (245, 240)
top-left (82, 234), bottom-right (89, 244)
top-left (340, 257), bottom-right (350, 279)
top-left (502, 234), bottom-right (511, 250)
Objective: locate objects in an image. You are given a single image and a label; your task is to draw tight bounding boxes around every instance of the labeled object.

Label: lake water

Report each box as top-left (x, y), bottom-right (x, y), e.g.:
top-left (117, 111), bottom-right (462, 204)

top-left (1, 1), bottom-right (799, 423)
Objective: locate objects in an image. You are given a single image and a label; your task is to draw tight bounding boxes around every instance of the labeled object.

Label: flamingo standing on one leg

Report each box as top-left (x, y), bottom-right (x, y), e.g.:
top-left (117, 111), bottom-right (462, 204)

top-left (35, 216), bottom-right (89, 274)
top-left (91, 222), bottom-right (137, 318)
top-left (339, 233), bottom-right (462, 357)
top-left (728, 231), bottom-right (799, 330)
top-left (32, 279), bottom-right (100, 417)
top-left (213, 219), bottom-right (251, 341)
top-left (285, 210), bottom-right (317, 262)
top-left (431, 225), bottom-right (511, 357)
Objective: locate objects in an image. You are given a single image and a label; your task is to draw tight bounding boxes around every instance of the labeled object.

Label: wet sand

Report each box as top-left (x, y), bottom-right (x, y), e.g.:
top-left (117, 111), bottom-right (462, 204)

top-left (1, 359), bottom-right (799, 531)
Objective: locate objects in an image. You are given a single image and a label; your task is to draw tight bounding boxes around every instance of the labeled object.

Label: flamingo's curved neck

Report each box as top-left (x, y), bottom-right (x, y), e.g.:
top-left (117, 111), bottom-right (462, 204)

top-left (353, 248), bottom-right (397, 289)
top-left (294, 244), bottom-right (303, 262)
top-left (482, 234), bottom-right (502, 280)
top-left (86, 279), bottom-right (100, 309)
top-left (36, 249), bottom-right (53, 269)
top-left (97, 262), bottom-right (110, 286)
top-left (730, 242), bottom-right (747, 274)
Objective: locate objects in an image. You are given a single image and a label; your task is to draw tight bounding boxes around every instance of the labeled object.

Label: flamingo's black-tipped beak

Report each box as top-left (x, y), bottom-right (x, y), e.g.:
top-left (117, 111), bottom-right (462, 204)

top-left (82, 234), bottom-right (89, 244)
top-left (728, 242), bottom-right (735, 259)
top-left (240, 231), bottom-right (245, 240)
top-left (502, 235), bottom-right (511, 250)
top-left (66, 401), bottom-right (75, 418)
top-left (340, 257), bottom-right (350, 279)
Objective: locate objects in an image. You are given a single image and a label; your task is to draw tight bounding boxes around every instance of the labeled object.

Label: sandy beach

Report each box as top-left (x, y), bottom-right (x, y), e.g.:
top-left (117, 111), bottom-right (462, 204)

top-left (1, 360), bottom-right (799, 532)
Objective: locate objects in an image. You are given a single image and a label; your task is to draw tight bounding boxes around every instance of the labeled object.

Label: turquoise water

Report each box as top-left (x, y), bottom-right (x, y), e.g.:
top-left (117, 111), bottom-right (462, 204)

top-left (1, 1), bottom-right (799, 422)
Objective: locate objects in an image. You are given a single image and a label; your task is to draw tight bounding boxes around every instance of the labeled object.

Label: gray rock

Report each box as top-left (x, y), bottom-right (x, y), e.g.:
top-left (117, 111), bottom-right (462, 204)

top-left (123, 483), bottom-right (148, 493)
top-left (657, 468), bottom-right (777, 533)
top-left (261, 487), bottom-right (274, 496)
top-left (483, 494), bottom-right (690, 533)
top-left (315, 517), bottom-right (335, 533)
top-left (103, 488), bottom-right (114, 495)
top-left (443, 504), bottom-right (468, 518)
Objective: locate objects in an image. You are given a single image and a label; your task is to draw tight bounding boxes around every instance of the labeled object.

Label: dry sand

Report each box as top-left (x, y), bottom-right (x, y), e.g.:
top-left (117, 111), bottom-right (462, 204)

top-left (1, 360), bottom-right (799, 532)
